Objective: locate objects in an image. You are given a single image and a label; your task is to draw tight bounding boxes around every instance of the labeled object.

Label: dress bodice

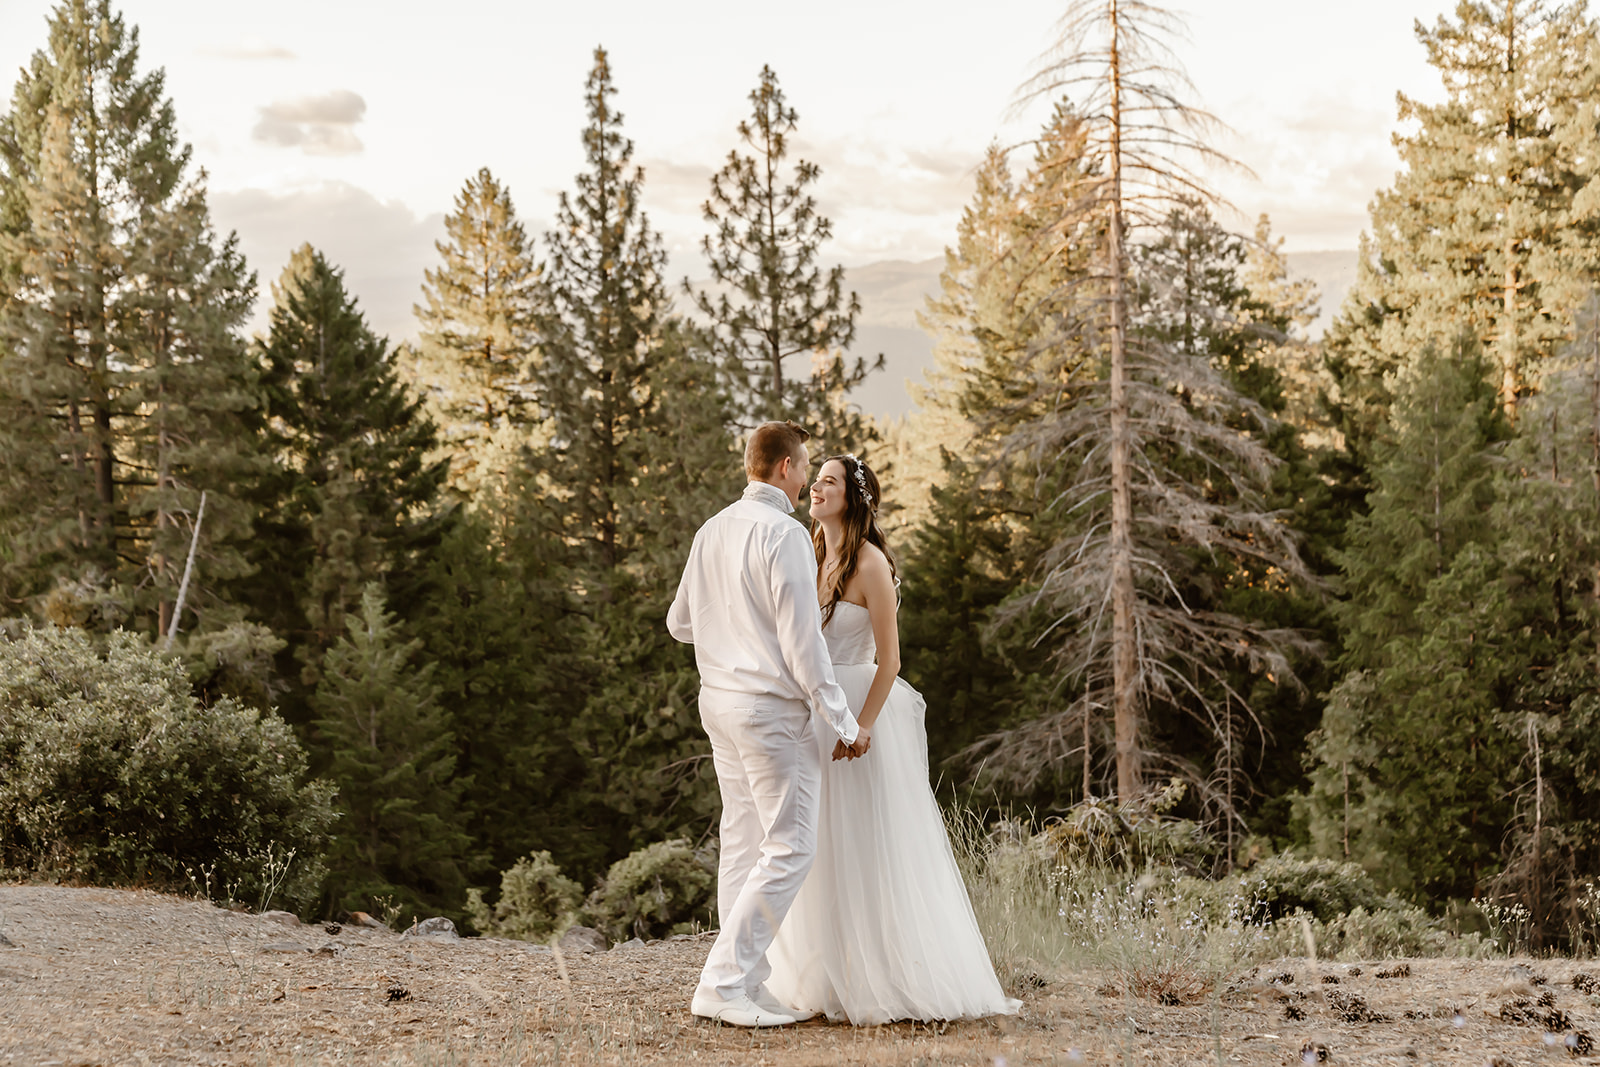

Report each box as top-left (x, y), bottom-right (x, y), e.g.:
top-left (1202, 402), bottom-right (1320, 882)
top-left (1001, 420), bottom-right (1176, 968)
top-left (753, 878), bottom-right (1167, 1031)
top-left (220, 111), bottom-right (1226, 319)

top-left (824, 601), bottom-right (877, 666)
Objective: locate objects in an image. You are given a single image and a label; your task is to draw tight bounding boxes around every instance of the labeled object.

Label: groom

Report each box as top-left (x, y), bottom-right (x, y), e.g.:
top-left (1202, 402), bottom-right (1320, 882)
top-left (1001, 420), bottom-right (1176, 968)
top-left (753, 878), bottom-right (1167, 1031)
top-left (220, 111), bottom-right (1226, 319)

top-left (667, 420), bottom-right (869, 1028)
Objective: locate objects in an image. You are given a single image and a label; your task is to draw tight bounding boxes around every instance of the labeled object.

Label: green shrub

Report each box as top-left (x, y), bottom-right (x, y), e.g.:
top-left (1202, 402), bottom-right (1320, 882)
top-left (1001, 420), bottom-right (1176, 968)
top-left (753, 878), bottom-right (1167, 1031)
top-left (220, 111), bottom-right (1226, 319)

top-left (582, 838), bottom-right (715, 942)
top-left (0, 626), bottom-right (335, 910)
top-left (1237, 854), bottom-right (1390, 923)
top-left (465, 850), bottom-right (582, 941)
top-left (1042, 780), bottom-right (1217, 872)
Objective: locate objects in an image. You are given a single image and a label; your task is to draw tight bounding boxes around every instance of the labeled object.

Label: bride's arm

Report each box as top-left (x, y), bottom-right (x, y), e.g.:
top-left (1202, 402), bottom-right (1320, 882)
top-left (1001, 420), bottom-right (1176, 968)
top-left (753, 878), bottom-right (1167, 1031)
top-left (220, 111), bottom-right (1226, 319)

top-left (853, 547), bottom-right (901, 732)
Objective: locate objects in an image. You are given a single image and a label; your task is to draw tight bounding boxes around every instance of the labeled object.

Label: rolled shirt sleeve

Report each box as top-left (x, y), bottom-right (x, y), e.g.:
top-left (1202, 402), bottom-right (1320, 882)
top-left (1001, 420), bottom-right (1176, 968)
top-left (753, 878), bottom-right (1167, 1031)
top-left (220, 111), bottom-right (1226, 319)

top-left (770, 526), bottom-right (859, 745)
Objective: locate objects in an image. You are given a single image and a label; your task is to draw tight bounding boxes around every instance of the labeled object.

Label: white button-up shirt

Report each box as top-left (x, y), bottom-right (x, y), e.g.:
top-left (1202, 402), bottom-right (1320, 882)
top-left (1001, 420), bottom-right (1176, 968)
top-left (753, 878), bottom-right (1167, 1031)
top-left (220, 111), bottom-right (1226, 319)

top-left (667, 481), bottom-right (859, 744)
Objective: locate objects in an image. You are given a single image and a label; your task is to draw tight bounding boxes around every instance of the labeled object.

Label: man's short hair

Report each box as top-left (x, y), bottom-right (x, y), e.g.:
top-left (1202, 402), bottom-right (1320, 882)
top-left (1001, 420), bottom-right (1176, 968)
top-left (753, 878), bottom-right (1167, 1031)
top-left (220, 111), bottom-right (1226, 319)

top-left (745, 421), bottom-right (811, 480)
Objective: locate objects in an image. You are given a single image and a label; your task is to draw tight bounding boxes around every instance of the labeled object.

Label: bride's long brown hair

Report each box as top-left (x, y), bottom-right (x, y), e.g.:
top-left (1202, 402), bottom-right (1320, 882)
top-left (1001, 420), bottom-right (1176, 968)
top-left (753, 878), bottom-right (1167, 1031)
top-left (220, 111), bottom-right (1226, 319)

top-left (812, 454), bottom-right (897, 627)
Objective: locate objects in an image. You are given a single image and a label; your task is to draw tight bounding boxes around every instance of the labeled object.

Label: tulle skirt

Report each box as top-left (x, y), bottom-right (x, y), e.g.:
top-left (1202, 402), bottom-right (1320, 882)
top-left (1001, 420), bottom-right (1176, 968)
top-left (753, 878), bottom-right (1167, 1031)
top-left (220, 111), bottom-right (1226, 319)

top-left (766, 664), bottom-right (1022, 1024)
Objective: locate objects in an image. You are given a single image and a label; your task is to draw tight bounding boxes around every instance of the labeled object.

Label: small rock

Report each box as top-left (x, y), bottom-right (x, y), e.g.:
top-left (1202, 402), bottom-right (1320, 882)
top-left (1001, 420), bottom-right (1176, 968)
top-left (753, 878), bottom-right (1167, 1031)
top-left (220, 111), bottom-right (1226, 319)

top-left (259, 941), bottom-right (308, 954)
top-left (0, 931), bottom-right (14, 948)
top-left (401, 917), bottom-right (460, 941)
top-left (557, 925), bottom-right (608, 954)
top-left (613, 937), bottom-right (646, 952)
top-left (1485, 1056), bottom-right (1515, 1067)
top-left (260, 910), bottom-right (300, 927)
top-left (347, 911), bottom-right (389, 931)
top-left (313, 942), bottom-right (346, 957)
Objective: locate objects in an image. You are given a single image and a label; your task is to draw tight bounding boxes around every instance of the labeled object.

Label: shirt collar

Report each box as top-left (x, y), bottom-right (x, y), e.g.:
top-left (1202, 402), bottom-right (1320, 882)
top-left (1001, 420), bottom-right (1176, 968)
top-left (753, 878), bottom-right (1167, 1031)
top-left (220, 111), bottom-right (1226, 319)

top-left (743, 480), bottom-right (796, 514)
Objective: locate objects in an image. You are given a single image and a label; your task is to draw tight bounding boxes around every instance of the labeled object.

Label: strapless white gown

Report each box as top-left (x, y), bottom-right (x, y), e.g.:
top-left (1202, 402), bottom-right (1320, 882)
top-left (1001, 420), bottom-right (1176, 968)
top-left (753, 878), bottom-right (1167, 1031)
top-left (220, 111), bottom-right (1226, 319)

top-left (766, 602), bottom-right (1022, 1024)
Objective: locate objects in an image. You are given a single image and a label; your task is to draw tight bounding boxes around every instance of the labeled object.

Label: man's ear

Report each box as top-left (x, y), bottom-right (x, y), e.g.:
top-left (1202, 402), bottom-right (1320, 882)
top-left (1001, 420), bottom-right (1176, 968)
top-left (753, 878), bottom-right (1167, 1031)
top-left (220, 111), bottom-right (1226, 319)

top-left (774, 455), bottom-right (791, 480)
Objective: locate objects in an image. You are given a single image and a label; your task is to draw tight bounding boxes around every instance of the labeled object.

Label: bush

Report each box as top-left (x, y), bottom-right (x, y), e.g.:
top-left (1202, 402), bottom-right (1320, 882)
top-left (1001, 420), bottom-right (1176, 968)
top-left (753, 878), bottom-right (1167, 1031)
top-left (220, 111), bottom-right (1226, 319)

top-left (0, 626), bottom-right (335, 910)
top-left (465, 850), bottom-right (582, 941)
top-left (1041, 780), bottom-right (1218, 873)
top-left (582, 838), bottom-right (715, 942)
top-left (1237, 854), bottom-right (1390, 923)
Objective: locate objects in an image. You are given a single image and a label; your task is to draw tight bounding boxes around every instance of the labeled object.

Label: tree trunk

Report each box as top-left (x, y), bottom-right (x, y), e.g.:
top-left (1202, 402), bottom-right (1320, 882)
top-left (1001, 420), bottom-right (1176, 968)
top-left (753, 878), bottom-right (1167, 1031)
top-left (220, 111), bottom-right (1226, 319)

top-left (1107, 0), bottom-right (1141, 801)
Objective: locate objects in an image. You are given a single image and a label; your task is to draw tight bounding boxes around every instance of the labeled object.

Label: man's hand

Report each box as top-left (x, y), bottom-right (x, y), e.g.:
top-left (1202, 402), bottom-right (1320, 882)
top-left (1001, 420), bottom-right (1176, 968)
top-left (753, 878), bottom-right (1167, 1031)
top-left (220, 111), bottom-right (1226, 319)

top-left (831, 738), bottom-right (851, 762)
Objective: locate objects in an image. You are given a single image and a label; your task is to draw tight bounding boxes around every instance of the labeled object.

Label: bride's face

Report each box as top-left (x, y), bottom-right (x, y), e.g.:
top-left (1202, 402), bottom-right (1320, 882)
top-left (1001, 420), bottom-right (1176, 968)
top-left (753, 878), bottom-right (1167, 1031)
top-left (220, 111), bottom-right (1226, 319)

top-left (809, 459), bottom-right (849, 521)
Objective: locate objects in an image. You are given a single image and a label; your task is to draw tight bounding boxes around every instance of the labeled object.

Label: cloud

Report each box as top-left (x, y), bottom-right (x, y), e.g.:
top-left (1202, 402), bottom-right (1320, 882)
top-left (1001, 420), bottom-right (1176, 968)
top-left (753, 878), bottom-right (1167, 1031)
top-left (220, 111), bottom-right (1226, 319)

top-left (252, 90), bottom-right (367, 156)
top-left (199, 44), bottom-right (296, 61)
top-left (209, 182), bottom-right (447, 344)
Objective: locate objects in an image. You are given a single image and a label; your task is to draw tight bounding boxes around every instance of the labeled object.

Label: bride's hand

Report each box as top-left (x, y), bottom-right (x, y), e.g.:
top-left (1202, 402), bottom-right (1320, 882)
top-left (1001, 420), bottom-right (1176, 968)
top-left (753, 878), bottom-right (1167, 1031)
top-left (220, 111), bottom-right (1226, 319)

top-left (848, 725), bottom-right (871, 759)
top-left (831, 738), bottom-right (851, 762)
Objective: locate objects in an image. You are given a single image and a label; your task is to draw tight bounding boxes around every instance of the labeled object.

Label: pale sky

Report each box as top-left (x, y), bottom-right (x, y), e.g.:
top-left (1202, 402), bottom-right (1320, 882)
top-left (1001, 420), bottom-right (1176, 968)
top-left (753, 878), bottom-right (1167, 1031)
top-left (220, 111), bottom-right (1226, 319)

top-left (0, 0), bottom-right (1451, 341)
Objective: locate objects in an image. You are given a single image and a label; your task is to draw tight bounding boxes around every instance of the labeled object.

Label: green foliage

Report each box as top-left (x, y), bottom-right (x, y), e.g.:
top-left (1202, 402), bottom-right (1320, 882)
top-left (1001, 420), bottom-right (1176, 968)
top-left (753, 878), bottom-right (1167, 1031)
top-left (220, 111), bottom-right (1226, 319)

top-left (581, 838), bottom-right (716, 943)
top-left (0, 626), bottom-right (334, 909)
top-left (464, 850), bottom-right (581, 941)
top-left (249, 245), bottom-right (448, 715)
top-left (1237, 854), bottom-right (1389, 924)
top-left (312, 585), bottom-right (470, 919)
top-left (406, 166), bottom-right (543, 502)
top-left (0, 0), bottom-right (262, 632)
top-left (1322, 0), bottom-right (1599, 452)
top-left (1306, 344), bottom-right (1517, 900)
top-left (692, 64), bottom-right (880, 437)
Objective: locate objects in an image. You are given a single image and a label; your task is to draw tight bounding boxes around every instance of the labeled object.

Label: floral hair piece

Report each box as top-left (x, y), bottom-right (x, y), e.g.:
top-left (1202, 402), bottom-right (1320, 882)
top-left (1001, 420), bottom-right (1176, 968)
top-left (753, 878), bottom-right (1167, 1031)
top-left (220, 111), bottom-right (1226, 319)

top-left (842, 453), bottom-right (874, 509)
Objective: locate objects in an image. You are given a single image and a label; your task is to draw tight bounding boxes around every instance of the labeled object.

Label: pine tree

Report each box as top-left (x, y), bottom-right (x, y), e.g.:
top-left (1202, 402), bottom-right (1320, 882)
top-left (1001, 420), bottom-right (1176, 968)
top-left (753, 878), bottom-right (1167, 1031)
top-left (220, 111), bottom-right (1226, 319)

top-left (1324, 0), bottom-right (1599, 439)
top-left (536, 48), bottom-right (675, 573)
top-left (406, 167), bottom-right (543, 501)
top-left (0, 0), bottom-right (261, 632)
top-left (692, 65), bottom-right (881, 444)
top-left (251, 246), bottom-right (448, 708)
top-left (313, 584), bottom-right (469, 918)
top-left (1306, 342), bottom-right (1515, 898)
top-left (528, 50), bottom-right (743, 881)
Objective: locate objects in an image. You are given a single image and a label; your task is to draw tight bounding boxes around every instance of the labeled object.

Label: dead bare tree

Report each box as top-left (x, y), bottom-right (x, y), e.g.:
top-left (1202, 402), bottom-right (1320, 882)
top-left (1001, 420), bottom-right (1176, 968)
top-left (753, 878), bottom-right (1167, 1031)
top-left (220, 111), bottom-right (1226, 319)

top-left (963, 0), bottom-right (1317, 805)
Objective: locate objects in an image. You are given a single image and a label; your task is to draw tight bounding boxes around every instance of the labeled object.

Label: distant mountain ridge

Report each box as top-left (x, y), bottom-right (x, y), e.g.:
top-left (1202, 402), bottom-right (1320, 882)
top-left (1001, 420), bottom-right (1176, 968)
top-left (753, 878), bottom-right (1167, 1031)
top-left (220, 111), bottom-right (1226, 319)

top-left (841, 250), bottom-right (1359, 420)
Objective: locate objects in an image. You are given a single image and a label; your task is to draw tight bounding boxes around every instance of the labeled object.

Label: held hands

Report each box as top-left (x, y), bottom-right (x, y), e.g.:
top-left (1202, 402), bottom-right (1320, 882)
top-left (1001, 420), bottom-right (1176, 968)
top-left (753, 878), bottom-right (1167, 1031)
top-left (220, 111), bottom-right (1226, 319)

top-left (831, 725), bottom-right (872, 762)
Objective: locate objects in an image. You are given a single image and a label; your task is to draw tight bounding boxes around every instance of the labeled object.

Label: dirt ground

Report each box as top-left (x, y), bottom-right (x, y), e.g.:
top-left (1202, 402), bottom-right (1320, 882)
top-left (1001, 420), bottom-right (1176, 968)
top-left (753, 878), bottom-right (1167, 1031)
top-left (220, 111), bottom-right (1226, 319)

top-left (1, 884), bottom-right (1597, 1066)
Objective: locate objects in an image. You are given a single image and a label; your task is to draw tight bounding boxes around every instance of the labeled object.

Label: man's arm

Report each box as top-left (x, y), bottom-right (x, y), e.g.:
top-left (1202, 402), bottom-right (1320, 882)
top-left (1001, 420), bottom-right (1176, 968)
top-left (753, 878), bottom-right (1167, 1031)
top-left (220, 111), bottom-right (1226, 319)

top-left (666, 536), bottom-right (698, 644)
top-left (770, 527), bottom-right (859, 745)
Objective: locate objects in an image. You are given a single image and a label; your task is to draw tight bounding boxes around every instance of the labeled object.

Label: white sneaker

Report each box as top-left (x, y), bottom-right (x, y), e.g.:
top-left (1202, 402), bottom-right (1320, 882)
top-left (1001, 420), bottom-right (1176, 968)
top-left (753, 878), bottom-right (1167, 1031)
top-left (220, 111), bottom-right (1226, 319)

top-left (751, 984), bottom-right (817, 1023)
top-left (690, 991), bottom-right (797, 1028)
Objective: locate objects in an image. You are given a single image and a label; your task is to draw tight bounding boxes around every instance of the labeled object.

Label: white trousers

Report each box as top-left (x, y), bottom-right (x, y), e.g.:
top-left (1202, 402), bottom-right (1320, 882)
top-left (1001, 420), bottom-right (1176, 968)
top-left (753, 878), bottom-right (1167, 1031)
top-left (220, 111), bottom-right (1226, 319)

top-left (695, 687), bottom-right (820, 1003)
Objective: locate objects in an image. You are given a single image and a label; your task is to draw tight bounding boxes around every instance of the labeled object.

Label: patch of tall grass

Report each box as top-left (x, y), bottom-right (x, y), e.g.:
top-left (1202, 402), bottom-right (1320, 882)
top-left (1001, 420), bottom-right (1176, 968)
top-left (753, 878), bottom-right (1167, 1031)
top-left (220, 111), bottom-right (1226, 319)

top-left (948, 789), bottom-right (1493, 1000)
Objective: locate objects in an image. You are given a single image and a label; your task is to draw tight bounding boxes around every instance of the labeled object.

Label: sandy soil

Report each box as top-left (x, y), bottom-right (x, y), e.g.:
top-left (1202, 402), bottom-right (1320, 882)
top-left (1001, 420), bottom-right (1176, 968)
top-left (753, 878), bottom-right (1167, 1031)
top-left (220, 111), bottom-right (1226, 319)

top-left (1, 884), bottom-right (1597, 1065)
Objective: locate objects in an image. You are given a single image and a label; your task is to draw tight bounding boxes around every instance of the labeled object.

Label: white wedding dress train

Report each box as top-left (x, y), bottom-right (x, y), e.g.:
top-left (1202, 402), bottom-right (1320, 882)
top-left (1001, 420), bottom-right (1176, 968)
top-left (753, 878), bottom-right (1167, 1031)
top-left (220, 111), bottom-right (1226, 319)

top-left (766, 602), bottom-right (1021, 1024)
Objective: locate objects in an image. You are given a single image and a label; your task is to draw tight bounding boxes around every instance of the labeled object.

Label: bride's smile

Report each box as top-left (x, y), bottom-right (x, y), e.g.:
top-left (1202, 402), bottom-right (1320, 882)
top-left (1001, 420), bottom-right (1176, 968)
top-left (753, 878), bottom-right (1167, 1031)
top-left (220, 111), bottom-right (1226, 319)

top-left (808, 462), bottom-right (848, 520)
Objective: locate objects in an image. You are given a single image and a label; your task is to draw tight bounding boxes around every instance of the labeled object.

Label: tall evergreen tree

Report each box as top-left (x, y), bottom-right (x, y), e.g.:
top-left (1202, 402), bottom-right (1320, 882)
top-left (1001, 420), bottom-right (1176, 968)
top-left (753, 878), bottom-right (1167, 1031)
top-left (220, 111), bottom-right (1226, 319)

top-left (1305, 342), bottom-right (1514, 899)
top-left (0, 0), bottom-right (260, 632)
top-left (406, 167), bottom-right (543, 501)
top-left (250, 246), bottom-right (447, 711)
top-left (529, 49), bottom-right (742, 881)
top-left (313, 584), bottom-right (469, 919)
top-left (1324, 0), bottom-right (1599, 446)
top-left (693, 65), bottom-right (881, 443)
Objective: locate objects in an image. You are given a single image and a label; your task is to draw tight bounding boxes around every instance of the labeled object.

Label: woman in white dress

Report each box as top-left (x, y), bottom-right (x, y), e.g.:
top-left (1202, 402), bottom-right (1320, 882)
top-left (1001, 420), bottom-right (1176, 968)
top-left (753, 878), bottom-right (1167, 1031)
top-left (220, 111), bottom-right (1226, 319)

top-left (766, 453), bottom-right (1021, 1025)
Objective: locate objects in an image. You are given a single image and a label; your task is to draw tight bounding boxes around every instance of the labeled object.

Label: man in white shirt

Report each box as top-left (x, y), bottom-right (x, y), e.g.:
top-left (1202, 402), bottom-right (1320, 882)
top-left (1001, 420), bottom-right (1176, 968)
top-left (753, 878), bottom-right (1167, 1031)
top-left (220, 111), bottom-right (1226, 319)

top-left (667, 421), bottom-right (868, 1028)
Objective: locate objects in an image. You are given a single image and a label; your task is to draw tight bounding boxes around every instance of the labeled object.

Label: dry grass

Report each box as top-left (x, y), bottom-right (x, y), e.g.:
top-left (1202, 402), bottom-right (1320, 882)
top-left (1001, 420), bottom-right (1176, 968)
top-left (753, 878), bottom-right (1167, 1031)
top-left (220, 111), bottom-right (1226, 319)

top-left (4, 883), bottom-right (1600, 1065)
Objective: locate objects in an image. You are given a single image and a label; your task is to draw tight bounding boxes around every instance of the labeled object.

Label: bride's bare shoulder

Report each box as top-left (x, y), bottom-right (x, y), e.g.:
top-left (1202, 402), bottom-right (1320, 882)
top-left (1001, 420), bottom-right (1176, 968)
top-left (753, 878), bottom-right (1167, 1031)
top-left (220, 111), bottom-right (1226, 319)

top-left (856, 543), bottom-right (894, 584)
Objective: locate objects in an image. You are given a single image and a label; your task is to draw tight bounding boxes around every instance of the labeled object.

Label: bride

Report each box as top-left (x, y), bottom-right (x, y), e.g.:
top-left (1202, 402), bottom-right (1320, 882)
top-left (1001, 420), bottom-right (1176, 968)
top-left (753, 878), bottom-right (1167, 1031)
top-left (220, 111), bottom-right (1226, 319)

top-left (766, 453), bottom-right (1021, 1025)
